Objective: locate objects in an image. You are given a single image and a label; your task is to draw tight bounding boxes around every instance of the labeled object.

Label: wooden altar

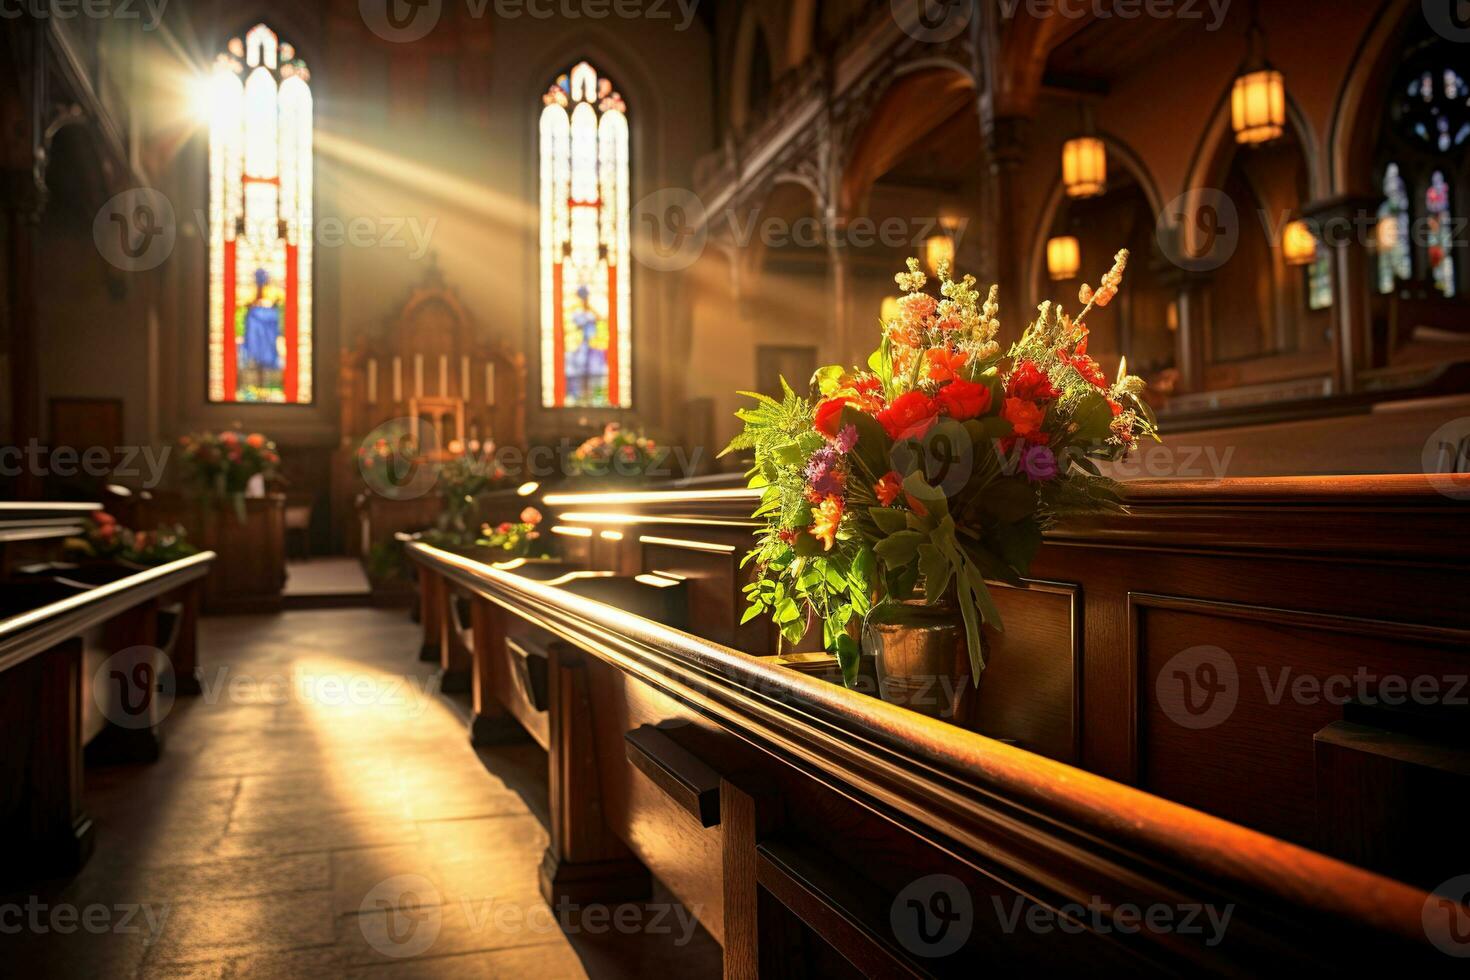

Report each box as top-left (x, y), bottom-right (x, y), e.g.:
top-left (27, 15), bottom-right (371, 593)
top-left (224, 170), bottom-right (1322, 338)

top-left (333, 269), bottom-right (528, 564)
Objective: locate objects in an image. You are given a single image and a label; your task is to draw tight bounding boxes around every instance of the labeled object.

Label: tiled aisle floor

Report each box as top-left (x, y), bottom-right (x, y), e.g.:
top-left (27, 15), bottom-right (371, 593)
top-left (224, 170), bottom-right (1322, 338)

top-left (3, 609), bottom-right (721, 979)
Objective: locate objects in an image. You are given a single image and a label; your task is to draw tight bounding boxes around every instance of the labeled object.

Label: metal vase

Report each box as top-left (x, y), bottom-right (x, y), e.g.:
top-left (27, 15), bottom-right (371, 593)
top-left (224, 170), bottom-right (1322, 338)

top-left (863, 596), bottom-right (976, 723)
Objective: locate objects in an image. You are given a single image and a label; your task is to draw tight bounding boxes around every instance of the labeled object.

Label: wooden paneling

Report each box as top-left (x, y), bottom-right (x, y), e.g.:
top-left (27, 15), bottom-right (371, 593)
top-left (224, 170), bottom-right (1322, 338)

top-left (1133, 594), bottom-right (1470, 849)
top-left (975, 580), bottom-right (1080, 763)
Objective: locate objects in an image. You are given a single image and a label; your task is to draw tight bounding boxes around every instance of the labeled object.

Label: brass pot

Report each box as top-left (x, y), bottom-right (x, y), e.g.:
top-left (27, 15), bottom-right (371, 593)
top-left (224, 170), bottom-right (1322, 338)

top-left (863, 596), bottom-right (977, 723)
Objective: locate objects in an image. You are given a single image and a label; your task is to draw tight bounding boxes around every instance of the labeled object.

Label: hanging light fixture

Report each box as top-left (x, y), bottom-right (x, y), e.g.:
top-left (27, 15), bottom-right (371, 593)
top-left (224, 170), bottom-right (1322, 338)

top-left (1282, 220), bottom-right (1318, 266)
top-left (924, 231), bottom-right (955, 275)
top-left (1047, 236), bottom-right (1081, 281)
top-left (880, 295), bottom-right (902, 323)
top-left (1062, 137), bottom-right (1107, 199)
top-left (1232, 0), bottom-right (1286, 146)
top-left (1063, 100), bottom-right (1107, 199)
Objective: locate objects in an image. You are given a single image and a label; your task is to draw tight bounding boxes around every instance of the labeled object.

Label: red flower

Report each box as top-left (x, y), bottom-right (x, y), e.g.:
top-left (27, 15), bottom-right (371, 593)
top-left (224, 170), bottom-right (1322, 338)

top-left (924, 347), bottom-right (969, 382)
top-left (852, 375), bottom-right (885, 398)
top-left (1060, 351), bottom-right (1108, 388)
top-left (936, 378), bottom-right (991, 421)
top-left (1007, 361), bottom-right (1059, 402)
top-left (876, 391), bottom-right (940, 441)
top-left (813, 396), bottom-right (850, 438)
top-left (1002, 397), bottom-right (1046, 439)
top-left (874, 471), bottom-right (902, 507)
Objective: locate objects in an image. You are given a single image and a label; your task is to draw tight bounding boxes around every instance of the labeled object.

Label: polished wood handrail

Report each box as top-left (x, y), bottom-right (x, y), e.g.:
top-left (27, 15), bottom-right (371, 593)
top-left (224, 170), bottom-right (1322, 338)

top-left (0, 551), bottom-right (216, 672)
top-left (407, 540), bottom-right (1438, 967)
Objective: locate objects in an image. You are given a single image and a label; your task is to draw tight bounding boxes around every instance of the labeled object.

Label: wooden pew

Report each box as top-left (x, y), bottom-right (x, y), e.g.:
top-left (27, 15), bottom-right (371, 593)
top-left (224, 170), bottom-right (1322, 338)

top-left (405, 538), bottom-right (1453, 972)
top-left (405, 476), bottom-right (1470, 975)
top-left (0, 534), bottom-right (214, 878)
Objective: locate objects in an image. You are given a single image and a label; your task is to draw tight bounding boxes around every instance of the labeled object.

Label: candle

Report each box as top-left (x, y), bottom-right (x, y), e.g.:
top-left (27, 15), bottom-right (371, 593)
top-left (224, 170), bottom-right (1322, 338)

top-left (414, 354), bottom-right (424, 398)
top-left (367, 359), bottom-right (378, 404)
top-left (392, 357), bottom-right (402, 402)
top-left (485, 363), bottom-right (495, 406)
top-left (439, 354), bottom-right (448, 396)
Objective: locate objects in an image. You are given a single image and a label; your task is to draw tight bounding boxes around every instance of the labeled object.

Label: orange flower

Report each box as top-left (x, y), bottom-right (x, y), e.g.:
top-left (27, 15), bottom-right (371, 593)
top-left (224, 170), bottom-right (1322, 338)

top-left (936, 378), bottom-right (991, 421)
top-left (810, 496), bottom-right (844, 552)
top-left (874, 471), bottom-right (902, 507)
top-left (876, 391), bottom-right (940, 441)
top-left (924, 347), bottom-right (969, 382)
top-left (246, 433), bottom-right (266, 449)
top-left (1002, 397), bottom-right (1046, 439)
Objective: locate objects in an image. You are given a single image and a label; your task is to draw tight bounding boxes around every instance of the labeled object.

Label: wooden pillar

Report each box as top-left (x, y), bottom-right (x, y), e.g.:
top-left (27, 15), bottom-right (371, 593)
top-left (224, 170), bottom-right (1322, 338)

top-left (1303, 195), bottom-right (1379, 395)
top-left (1162, 268), bottom-right (1212, 395)
top-left (982, 114), bottom-right (1029, 317)
top-left (539, 641), bottom-right (649, 910)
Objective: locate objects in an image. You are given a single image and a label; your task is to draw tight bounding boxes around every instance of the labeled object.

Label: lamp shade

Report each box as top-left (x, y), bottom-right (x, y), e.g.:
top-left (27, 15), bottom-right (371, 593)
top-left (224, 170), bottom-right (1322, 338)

top-left (1282, 220), bottom-right (1317, 266)
top-left (1232, 68), bottom-right (1286, 145)
top-left (924, 233), bottom-right (955, 275)
top-left (1047, 236), bottom-right (1081, 281)
top-left (1062, 137), bottom-right (1107, 198)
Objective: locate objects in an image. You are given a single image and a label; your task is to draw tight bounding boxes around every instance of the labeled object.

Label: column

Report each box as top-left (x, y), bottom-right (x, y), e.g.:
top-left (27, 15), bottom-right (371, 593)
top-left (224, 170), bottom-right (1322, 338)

top-left (1303, 195), bottom-right (1380, 395)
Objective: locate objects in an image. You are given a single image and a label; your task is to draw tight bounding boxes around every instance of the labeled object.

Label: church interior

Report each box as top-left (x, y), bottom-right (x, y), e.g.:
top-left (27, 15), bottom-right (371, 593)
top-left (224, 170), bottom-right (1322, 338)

top-left (4, 0), bottom-right (1470, 975)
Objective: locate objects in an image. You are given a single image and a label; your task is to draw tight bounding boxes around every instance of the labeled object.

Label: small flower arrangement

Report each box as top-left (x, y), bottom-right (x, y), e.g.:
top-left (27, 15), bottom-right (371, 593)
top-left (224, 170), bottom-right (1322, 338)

top-left (65, 511), bottom-right (199, 567)
top-left (433, 440), bottom-right (515, 544)
top-left (179, 430), bottom-right (280, 498)
top-left (476, 507), bottom-right (544, 559)
top-left (357, 435), bottom-right (421, 495)
top-left (725, 251), bottom-right (1157, 685)
top-left (568, 423), bottom-right (664, 479)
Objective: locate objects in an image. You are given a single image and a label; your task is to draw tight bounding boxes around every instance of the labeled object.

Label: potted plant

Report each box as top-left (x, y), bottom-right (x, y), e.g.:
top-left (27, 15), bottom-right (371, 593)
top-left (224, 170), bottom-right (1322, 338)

top-left (475, 507), bottom-right (547, 561)
top-left (726, 251), bottom-right (1158, 721)
top-left (178, 430), bottom-right (280, 520)
top-left (566, 423), bottom-right (666, 484)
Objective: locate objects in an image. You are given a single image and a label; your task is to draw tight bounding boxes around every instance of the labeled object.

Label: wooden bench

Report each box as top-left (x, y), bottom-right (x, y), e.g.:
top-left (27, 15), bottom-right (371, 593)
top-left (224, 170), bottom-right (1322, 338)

top-left (0, 507), bottom-right (214, 879)
top-left (402, 474), bottom-right (1470, 972)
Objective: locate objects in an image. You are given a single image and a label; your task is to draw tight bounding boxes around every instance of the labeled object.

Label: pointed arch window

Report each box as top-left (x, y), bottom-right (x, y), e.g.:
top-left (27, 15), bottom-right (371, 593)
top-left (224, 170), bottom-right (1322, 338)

top-left (207, 24), bottom-right (314, 404)
top-left (1373, 29), bottom-right (1469, 300)
top-left (539, 62), bottom-right (631, 409)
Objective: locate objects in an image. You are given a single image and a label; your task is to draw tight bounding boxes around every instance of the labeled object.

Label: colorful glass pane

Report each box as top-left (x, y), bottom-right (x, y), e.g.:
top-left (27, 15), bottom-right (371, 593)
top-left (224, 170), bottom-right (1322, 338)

top-left (1307, 245), bottom-right (1333, 311)
top-left (540, 62), bottom-right (631, 409)
top-left (1427, 170), bottom-right (1457, 297)
top-left (1377, 162), bottom-right (1412, 295)
top-left (208, 24), bottom-right (313, 404)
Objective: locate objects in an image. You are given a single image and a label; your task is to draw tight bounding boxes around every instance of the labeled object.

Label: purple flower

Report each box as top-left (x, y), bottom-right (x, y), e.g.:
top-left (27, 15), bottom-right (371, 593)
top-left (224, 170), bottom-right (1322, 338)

top-left (832, 424), bottom-right (858, 454)
top-left (1021, 444), bottom-right (1058, 483)
top-left (805, 446), bottom-right (845, 498)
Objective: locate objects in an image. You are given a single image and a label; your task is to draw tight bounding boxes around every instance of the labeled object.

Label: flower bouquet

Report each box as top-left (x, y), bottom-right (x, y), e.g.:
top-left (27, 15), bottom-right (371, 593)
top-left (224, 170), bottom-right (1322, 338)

top-left (724, 251), bottom-right (1157, 694)
top-left (476, 507), bottom-right (545, 559)
top-left (65, 511), bottom-right (199, 567)
top-left (567, 423), bottom-right (665, 481)
top-left (179, 430), bottom-right (280, 519)
top-left (432, 441), bottom-right (515, 544)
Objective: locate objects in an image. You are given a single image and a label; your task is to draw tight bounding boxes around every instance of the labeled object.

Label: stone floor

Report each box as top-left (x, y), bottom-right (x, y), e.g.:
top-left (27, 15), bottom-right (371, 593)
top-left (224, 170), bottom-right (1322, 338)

top-left (2, 608), bottom-right (721, 979)
top-left (282, 558), bottom-right (372, 597)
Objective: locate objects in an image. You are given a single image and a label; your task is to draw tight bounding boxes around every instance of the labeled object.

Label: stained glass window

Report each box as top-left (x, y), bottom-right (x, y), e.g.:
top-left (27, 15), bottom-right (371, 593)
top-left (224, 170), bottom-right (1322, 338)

top-left (207, 24), bottom-right (313, 404)
top-left (1307, 244), bottom-right (1333, 311)
top-left (540, 62), bottom-right (631, 409)
top-left (1427, 170), bottom-right (1457, 297)
top-left (1377, 162), bottom-right (1412, 295)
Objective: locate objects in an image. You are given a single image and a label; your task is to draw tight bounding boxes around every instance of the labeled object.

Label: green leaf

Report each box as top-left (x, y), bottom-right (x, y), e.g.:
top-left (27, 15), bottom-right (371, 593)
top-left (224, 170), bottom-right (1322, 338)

top-left (989, 519), bottom-right (1043, 576)
top-left (901, 471), bottom-right (949, 523)
top-left (833, 632), bottom-right (862, 687)
top-left (782, 618), bottom-right (808, 646)
top-left (841, 405), bottom-right (892, 483)
top-left (918, 544), bottom-right (953, 603)
top-left (1070, 390), bottom-right (1116, 447)
top-left (740, 603), bottom-right (764, 625)
top-left (812, 365), bottom-right (846, 396)
top-left (869, 507), bottom-right (909, 536)
top-left (874, 530), bottom-right (923, 567)
top-left (980, 477), bottom-right (1037, 524)
top-left (773, 442), bottom-right (805, 466)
